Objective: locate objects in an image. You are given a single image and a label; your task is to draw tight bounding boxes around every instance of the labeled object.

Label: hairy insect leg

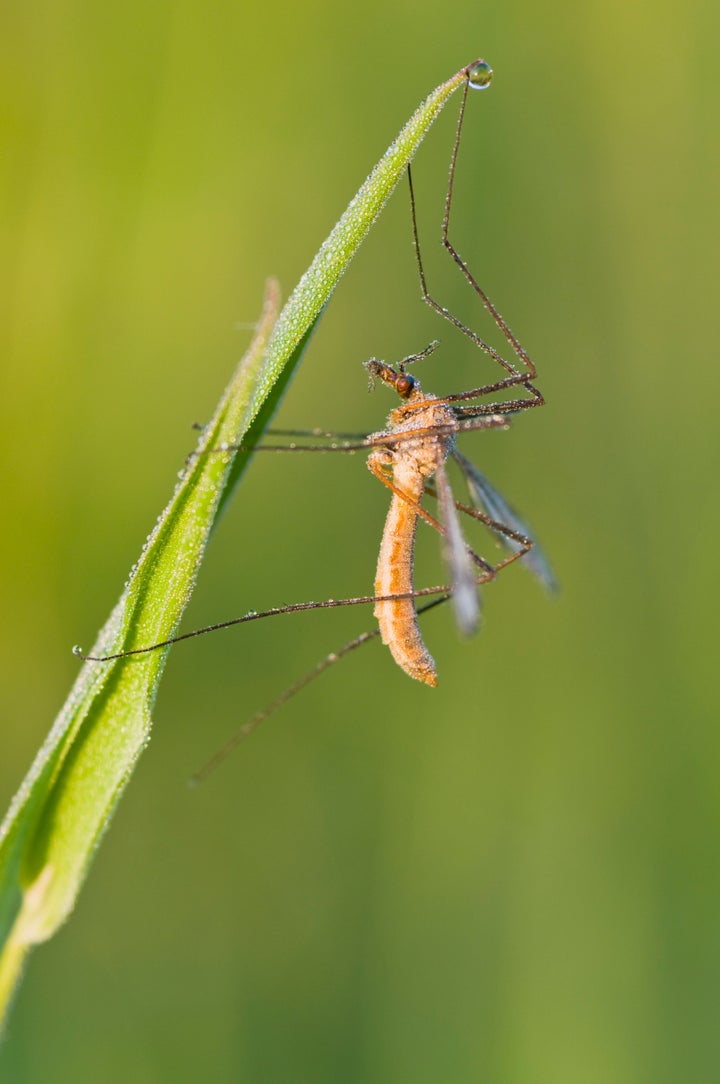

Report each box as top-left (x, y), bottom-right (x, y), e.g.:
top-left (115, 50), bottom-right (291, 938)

top-left (366, 455), bottom-right (495, 577)
top-left (421, 478), bottom-right (534, 574)
top-left (189, 593), bottom-right (451, 783)
top-left (406, 80), bottom-right (539, 386)
top-left (211, 414), bottom-right (508, 457)
top-left (452, 449), bottom-right (556, 590)
top-left (190, 628), bottom-right (381, 784)
top-left (73, 579), bottom-right (469, 663)
top-left (439, 491), bottom-right (534, 573)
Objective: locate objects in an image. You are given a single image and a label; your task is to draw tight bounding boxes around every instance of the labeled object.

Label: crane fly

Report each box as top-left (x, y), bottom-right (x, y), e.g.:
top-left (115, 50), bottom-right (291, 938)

top-left (74, 58), bottom-right (555, 778)
top-left (363, 342), bottom-right (552, 686)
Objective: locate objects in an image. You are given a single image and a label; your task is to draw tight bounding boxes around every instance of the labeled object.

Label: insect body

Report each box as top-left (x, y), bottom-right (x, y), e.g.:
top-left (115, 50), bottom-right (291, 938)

top-left (361, 339), bottom-right (551, 687)
top-left (368, 363), bottom-right (454, 685)
top-left (366, 355), bottom-right (471, 684)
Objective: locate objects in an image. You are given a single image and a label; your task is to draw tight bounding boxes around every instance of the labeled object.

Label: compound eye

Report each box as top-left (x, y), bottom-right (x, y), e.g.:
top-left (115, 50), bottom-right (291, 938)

top-left (396, 374), bottom-right (415, 398)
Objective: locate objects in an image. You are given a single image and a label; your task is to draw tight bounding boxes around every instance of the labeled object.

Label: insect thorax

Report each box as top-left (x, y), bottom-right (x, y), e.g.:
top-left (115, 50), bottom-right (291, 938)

top-left (378, 396), bottom-right (456, 480)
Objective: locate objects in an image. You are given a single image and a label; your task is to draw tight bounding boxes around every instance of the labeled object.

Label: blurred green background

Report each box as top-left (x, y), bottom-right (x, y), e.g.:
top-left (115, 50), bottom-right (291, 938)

top-left (1, 0), bottom-right (718, 1080)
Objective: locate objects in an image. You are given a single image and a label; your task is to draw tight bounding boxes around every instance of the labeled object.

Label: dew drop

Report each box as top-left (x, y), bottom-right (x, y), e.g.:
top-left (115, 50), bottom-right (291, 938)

top-left (467, 59), bottom-right (493, 90)
top-left (72, 644), bottom-right (83, 656)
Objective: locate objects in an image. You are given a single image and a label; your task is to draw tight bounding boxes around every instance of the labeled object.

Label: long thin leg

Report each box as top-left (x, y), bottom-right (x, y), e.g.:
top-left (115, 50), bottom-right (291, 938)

top-left (75, 460), bottom-right (534, 665)
top-left (187, 480), bottom-right (534, 778)
top-left (402, 378), bottom-right (543, 419)
top-left (73, 584), bottom-right (455, 662)
top-left (190, 627), bottom-right (382, 784)
top-left (419, 479), bottom-right (534, 583)
top-left (75, 516), bottom-right (529, 665)
top-left (452, 448), bottom-right (556, 590)
top-left (423, 481), bottom-right (533, 557)
top-left (207, 412), bottom-right (512, 458)
top-left (367, 456), bottom-right (496, 577)
top-left (189, 594), bottom-right (451, 783)
top-left (200, 397), bottom-right (534, 463)
top-left (443, 83), bottom-right (537, 376)
top-left (186, 497), bottom-right (533, 782)
top-left (367, 456), bottom-right (536, 591)
top-left (407, 85), bottom-right (540, 385)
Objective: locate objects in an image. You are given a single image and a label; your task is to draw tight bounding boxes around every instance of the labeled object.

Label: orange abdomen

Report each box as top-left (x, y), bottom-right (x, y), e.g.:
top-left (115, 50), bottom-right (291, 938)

top-left (373, 462), bottom-right (438, 686)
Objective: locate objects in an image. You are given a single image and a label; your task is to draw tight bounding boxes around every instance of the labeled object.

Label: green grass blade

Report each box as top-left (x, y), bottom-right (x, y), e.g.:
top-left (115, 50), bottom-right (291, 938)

top-left (0, 59), bottom-right (475, 1031)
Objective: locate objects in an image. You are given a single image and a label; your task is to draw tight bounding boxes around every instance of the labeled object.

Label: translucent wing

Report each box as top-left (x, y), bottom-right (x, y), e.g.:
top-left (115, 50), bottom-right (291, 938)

top-left (434, 459), bottom-right (481, 635)
top-left (452, 449), bottom-right (557, 591)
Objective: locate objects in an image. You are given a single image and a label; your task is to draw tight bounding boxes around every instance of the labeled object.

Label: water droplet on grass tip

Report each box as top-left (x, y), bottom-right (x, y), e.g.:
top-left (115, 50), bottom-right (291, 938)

top-left (467, 60), bottom-right (493, 90)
